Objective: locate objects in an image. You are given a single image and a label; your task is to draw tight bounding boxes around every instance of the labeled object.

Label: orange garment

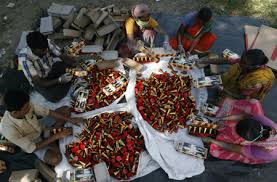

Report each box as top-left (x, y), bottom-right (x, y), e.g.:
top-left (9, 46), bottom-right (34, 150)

top-left (170, 19), bottom-right (216, 52)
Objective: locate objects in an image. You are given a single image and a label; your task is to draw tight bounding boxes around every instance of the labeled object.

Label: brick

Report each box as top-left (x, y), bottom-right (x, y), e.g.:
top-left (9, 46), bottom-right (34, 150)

top-left (111, 7), bottom-right (121, 16)
top-left (107, 29), bottom-right (122, 50)
top-left (96, 23), bottom-right (117, 37)
top-left (47, 3), bottom-right (75, 17)
top-left (95, 37), bottom-right (105, 47)
top-left (100, 4), bottom-right (115, 12)
top-left (120, 7), bottom-right (129, 14)
top-left (103, 15), bottom-right (114, 25)
top-left (86, 8), bottom-right (100, 23)
top-left (81, 45), bottom-right (103, 53)
top-left (15, 31), bottom-right (31, 55)
top-left (63, 13), bottom-right (75, 28)
top-left (63, 29), bottom-right (81, 37)
top-left (84, 24), bottom-right (96, 40)
top-left (101, 50), bottom-right (118, 60)
top-left (72, 8), bottom-right (91, 29)
top-left (94, 11), bottom-right (109, 28)
top-left (40, 16), bottom-right (53, 35)
top-left (52, 17), bottom-right (62, 30)
top-left (112, 15), bottom-right (127, 23)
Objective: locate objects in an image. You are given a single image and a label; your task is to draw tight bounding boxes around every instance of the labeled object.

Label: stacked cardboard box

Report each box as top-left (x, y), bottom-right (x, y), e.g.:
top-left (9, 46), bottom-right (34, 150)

top-left (244, 25), bottom-right (277, 70)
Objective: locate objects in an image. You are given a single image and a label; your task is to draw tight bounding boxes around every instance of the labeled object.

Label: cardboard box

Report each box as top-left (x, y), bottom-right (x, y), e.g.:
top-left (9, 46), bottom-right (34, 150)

top-left (244, 25), bottom-right (259, 49)
top-left (40, 16), bottom-right (53, 35)
top-left (122, 58), bottom-right (143, 72)
top-left (15, 31), bottom-right (31, 55)
top-left (100, 50), bottom-right (118, 60)
top-left (47, 3), bottom-right (75, 18)
top-left (9, 169), bottom-right (39, 182)
top-left (81, 45), bottom-right (103, 53)
top-left (252, 25), bottom-right (277, 70)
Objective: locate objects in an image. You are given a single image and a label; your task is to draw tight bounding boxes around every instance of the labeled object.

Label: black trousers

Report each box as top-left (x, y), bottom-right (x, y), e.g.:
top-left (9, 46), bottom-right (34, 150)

top-left (34, 62), bottom-right (71, 103)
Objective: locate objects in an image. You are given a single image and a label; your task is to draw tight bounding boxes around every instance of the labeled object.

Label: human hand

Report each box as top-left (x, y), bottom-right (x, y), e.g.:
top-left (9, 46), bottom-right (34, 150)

top-left (178, 44), bottom-right (184, 53)
top-left (58, 73), bottom-right (73, 83)
top-left (69, 117), bottom-right (85, 126)
top-left (163, 41), bottom-right (172, 52)
top-left (56, 129), bottom-right (72, 139)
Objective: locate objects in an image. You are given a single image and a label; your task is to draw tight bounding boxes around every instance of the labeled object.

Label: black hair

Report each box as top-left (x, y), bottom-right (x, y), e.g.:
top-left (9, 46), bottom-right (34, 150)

top-left (26, 31), bottom-right (48, 50)
top-left (4, 90), bottom-right (30, 112)
top-left (198, 7), bottom-right (212, 22)
top-left (236, 118), bottom-right (271, 141)
top-left (241, 49), bottom-right (269, 66)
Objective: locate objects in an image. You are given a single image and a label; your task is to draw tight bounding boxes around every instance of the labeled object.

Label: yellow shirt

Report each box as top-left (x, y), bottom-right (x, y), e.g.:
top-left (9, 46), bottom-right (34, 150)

top-left (125, 17), bottom-right (159, 35)
top-left (0, 104), bottom-right (49, 153)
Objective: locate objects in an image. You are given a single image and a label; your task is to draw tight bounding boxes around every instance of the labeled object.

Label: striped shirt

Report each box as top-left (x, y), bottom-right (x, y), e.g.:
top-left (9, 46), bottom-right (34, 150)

top-left (18, 40), bottom-right (62, 86)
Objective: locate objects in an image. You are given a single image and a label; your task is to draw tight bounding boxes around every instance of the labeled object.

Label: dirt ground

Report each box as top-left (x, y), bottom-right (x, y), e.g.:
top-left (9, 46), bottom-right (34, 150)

top-left (0, 0), bottom-right (276, 69)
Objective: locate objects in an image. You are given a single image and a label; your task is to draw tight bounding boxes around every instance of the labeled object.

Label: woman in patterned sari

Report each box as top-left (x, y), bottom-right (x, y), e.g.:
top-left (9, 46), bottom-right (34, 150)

top-left (203, 98), bottom-right (277, 164)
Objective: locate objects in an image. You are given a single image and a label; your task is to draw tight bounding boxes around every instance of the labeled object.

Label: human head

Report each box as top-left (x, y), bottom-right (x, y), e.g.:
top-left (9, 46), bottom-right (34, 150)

top-left (236, 118), bottom-right (271, 142)
top-left (240, 49), bottom-right (269, 70)
top-left (4, 90), bottom-right (30, 118)
top-left (26, 31), bottom-right (49, 57)
top-left (197, 7), bottom-right (212, 23)
top-left (132, 4), bottom-right (150, 21)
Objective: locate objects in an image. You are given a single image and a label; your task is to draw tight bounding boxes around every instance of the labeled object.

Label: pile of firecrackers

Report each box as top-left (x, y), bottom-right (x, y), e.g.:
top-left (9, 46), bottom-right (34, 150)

top-left (71, 65), bottom-right (128, 113)
top-left (66, 112), bottom-right (145, 180)
top-left (67, 52), bottom-right (207, 179)
top-left (136, 72), bottom-right (197, 133)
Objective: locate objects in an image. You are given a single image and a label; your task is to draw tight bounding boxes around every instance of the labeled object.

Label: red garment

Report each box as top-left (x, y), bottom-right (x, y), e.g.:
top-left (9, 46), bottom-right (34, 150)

top-left (170, 19), bottom-right (217, 52)
top-left (210, 98), bottom-right (271, 164)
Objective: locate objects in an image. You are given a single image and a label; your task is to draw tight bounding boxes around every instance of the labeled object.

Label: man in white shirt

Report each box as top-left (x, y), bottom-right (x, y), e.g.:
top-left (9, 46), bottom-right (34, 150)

top-left (18, 31), bottom-right (77, 103)
top-left (0, 90), bottom-right (82, 166)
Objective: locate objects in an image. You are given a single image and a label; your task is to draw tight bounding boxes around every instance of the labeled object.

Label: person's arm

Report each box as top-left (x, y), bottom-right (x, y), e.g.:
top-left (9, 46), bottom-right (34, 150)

top-left (241, 145), bottom-right (277, 161)
top-left (35, 134), bottom-right (60, 150)
top-left (35, 130), bottom-right (71, 150)
top-left (253, 115), bottom-right (277, 131)
top-left (203, 137), bottom-right (242, 153)
top-left (177, 24), bottom-right (186, 47)
top-left (32, 75), bottom-right (60, 88)
top-left (59, 54), bottom-right (77, 67)
top-left (49, 110), bottom-right (83, 126)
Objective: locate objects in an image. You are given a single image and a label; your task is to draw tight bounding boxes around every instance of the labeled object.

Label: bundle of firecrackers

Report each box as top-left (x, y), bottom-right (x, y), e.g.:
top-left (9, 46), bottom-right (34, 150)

top-left (72, 65), bottom-right (128, 113)
top-left (65, 112), bottom-right (145, 180)
top-left (133, 53), bottom-right (177, 64)
top-left (135, 72), bottom-right (197, 133)
top-left (188, 118), bottom-right (218, 137)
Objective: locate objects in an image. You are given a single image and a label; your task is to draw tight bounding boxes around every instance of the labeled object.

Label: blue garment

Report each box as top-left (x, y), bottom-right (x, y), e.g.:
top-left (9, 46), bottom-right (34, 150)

top-left (180, 11), bottom-right (197, 27)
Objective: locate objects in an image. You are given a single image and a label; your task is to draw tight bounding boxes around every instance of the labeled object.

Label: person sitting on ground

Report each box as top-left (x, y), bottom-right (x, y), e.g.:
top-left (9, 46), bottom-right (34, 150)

top-left (18, 31), bottom-right (77, 103)
top-left (119, 3), bottom-right (170, 57)
top-left (202, 98), bottom-right (277, 164)
top-left (0, 90), bottom-right (83, 166)
top-left (170, 7), bottom-right (217, 54)
top-left (218, 49), bottom-right (275, 101)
